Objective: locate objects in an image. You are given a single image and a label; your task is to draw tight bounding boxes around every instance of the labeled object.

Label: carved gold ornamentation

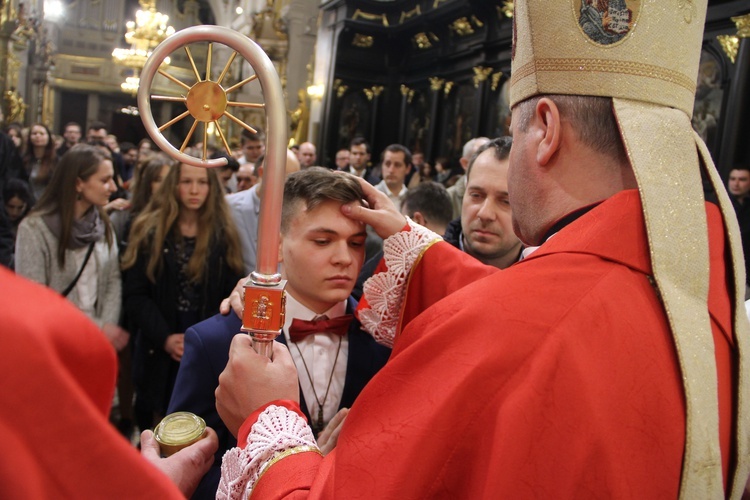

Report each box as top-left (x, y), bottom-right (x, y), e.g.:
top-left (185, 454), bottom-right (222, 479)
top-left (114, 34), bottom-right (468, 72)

top-left (717, 35), bottom-right (739, 64)
top-left (352, 33), bottom-right (374, 48)
top-left (500, 1), bottom-right (514, 18)
top-left (353, 9), bottom-right (389, 27)
top-left (433, 0), bottom-right (449, 7)
top-left (444, 81), bottom-right (454, 97)
top-left (472, 66), bottom-right (494, 88)
top-left (471, 15), bottom-right (484, 28)
top-left (400, 85), bottom-right (415, 103)
top-left (3, 89), bottom-right (26, 124)
top-left (491, 71), bottom-right (504, 91)
top-left (363, 88), bottom-right (373, 101)
top-left (732, 13), bottom-right (750, 38)
top-left (414, 32), bottom-right (432, 49)
top-left (400, 6), bottom-right (421, 24)
top-left (450, 17), bottom-right (474, 36)
top-left (337, 85), bottom-right (348, 98)
top-left (429, 77), bottom-right (445, 91)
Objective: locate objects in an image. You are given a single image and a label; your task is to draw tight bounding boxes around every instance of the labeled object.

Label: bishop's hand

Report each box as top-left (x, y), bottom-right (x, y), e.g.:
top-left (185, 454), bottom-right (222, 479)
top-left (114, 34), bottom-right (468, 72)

top-left (340, 175), bottom-right (407, 239)
top-left (216, 335), bottom-right (300, 437)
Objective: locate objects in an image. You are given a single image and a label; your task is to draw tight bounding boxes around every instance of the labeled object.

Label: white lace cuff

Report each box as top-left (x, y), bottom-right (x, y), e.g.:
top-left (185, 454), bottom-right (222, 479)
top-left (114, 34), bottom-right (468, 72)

top-left (359, 217), bottom-right (442, 348)
top-left (217, 405), bottom-right (320, 499)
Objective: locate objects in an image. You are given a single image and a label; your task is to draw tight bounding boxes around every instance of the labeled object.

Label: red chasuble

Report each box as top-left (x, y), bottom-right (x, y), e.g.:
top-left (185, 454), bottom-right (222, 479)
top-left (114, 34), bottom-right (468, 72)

top-left (0, 268), bottom-right (184, 499)
top-left (249, 190), bottom-right (736, 498)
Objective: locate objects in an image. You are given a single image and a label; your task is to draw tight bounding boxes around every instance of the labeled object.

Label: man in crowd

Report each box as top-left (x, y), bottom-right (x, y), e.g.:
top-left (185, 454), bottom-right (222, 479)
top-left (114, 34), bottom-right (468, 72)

top-left (227, 150), bottom-right (300, 274)
top-left (297, 141), bottom-right (317, 169)
top-left (119, 142), bottom-right (138, 186)
top-left (443, 137), bottom-right (523, 269)
top-left (169, 167), bottom-right (390, 499)
top-left (87, 122), bottom-right (126, 189)
top-left (237, 129), bottom-right (265, 168)
top-left (56, 121), bottom-right (81, 157)
top-left (728, 165), bottom-right (750, 285)
top-left (446, 136), bottom-right (490, 218)
top-left (347, 137), bottom-right (379, 184)
top-left (374, 144), bottom-right (412, 207)
top-left (235, 163), bottom-right (256, 192)
top-left (214, 1), bottom-right (750, 498)
top-left (334, 148), bottom-right (350, 171)
top-left (211, 152), bottom-right (240, 193)
top-left (86, 121), bottom-right (108, 143)
top-left (401, 181), bottom-right (453, 237)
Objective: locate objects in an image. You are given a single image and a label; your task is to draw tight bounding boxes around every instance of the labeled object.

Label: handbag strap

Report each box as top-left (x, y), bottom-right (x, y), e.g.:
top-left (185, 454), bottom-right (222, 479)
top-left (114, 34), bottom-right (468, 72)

top-left (61, 242), bottom-right (96, 298)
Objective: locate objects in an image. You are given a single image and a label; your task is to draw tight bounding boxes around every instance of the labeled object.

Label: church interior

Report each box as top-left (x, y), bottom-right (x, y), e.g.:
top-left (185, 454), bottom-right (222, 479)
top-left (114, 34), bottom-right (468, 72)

top-left (1, 0), bottom-right (748, 177)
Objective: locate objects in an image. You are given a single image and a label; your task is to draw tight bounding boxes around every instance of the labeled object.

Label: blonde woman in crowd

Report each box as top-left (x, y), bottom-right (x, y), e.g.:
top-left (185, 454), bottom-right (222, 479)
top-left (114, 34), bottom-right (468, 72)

top-left (15, 144), bottom-right (129, 351)
top-left (121, 161), bottom-right (243, 432)
top-left (110, 152), bottom-right (171, 247)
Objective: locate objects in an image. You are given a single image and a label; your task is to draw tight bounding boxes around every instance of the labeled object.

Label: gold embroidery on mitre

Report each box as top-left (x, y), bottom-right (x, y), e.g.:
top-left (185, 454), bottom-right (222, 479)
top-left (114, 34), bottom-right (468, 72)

top-left (511, 58), bottom-right (696, 94)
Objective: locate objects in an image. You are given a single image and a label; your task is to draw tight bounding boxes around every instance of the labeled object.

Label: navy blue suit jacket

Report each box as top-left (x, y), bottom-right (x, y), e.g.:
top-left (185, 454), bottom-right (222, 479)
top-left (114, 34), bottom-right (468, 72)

top-left (167, 297), bottom-right (391, 500)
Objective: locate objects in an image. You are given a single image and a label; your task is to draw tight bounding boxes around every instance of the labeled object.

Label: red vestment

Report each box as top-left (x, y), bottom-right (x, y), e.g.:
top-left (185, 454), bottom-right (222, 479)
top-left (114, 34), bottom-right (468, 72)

top-left (247, 190), bottom-right (736, 498)
top-left (0, 267), bottom-right (184, 499)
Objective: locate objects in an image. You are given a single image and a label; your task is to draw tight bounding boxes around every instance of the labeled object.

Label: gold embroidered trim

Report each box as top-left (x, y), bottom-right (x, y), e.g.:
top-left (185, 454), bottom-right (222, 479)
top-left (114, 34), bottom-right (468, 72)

top-left (251, 445), bottom-right (323, 498)
top-left (395, 237), bottom-right (442, 339)
top-left (511, 58), bottom-right (696, 94)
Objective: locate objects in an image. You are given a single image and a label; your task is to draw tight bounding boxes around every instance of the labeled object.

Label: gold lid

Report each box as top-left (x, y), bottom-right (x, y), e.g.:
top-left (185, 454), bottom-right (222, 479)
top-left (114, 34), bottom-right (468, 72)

top-left (154, 412), bottom-right (206, 455)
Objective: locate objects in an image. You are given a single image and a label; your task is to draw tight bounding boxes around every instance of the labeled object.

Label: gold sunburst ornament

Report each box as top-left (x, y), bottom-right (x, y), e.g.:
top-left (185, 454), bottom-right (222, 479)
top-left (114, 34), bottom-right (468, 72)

top-left (138, 26), bottom-right (283, 170)
top-left (148, 42), bottom-right (264, 162)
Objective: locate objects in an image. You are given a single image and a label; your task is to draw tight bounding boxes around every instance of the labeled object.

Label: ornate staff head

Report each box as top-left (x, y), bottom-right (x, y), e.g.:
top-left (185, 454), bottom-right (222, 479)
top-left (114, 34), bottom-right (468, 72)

top-left (138, 26), bottom-right (288, 357)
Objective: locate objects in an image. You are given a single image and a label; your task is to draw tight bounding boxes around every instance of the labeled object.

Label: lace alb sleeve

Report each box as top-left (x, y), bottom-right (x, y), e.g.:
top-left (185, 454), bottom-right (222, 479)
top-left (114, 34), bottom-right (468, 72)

top-left (217, 405), bottom-right (321, 499)
top-left (358, 217), bottom-right (442, 348)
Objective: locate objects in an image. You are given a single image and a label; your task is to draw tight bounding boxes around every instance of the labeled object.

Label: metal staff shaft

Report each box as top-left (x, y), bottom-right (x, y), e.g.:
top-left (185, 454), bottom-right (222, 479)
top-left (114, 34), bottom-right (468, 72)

top-left (137, 26), bottom-right (287, 357)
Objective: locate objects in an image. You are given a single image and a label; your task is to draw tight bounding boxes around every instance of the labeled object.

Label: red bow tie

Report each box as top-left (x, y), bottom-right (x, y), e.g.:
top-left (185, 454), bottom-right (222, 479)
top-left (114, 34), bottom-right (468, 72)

top-left (288, 315), bottom-right (353, 343)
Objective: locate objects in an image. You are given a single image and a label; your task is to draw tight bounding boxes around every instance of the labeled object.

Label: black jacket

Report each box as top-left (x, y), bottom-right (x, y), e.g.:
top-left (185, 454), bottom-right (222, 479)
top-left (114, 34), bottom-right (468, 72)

top-left (443, 217), bottom-right (463, 250)
top-left (124, 232), bottom-right (242, 413)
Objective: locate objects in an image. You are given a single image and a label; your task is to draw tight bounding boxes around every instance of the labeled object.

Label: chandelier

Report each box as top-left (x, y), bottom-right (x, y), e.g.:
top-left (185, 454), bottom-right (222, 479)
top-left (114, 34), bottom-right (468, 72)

top-left (112, 0), bottom-right (175, 92)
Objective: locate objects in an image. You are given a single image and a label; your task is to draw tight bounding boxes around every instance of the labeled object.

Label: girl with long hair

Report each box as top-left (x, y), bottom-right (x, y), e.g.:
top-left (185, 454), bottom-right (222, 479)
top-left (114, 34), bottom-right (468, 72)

top-left (15, 144), bottom-right (129, 351)
top-left (110, 152), bottom-right (171, 247)
top-left (121, 161), bottom-right (243, 431)
top-left (22, 123), bottom-right (58, 200)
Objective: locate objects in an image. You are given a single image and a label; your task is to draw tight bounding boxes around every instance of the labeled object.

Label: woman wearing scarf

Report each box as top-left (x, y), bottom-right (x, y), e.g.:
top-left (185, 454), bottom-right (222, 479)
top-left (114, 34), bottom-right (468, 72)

top-left (15, 144), bottom-right (129, 352)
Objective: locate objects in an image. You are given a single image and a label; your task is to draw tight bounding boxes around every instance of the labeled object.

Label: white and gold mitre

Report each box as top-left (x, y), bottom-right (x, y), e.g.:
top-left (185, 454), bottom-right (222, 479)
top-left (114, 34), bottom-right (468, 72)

top-left (509, 0), bottom-right (703, 114)
top-left (510, 1), bottom-right (750, 498)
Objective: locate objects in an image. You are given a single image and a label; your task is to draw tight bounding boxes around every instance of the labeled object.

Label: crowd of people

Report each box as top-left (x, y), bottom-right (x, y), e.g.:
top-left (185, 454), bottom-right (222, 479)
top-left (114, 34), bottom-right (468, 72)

top-left (1, 0), bottom-right (750, 497)
top-left (0, 112), bottom-right (485, 446)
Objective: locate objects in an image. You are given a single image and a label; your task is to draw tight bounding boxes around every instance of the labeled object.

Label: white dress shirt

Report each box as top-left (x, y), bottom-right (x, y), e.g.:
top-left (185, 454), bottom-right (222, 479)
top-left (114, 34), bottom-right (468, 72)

top-left (282, 293), bottom-right (349, 429)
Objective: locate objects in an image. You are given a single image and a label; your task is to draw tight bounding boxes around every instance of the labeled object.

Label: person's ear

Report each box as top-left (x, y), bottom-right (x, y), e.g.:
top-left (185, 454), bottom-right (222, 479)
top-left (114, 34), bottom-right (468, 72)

top-left (256, 164), bottom-right (264, 179)
top-left (277, 238), bottom-right (284, 264)
top-left (459, 157), bottom-right (469, 172)
top-left (535, 97), bottom-right (562, 167)
top-left (412, 211), bottom-right (426, 227)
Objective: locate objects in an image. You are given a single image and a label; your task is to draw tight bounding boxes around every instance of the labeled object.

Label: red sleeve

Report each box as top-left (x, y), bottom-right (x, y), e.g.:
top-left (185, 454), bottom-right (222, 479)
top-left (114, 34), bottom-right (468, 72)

top-left (356, 222), bottom-right (496, 337)
top-left (250, 451), bottom-right (326, 499)
top-left (399, 241), bottom-right (496, 331)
